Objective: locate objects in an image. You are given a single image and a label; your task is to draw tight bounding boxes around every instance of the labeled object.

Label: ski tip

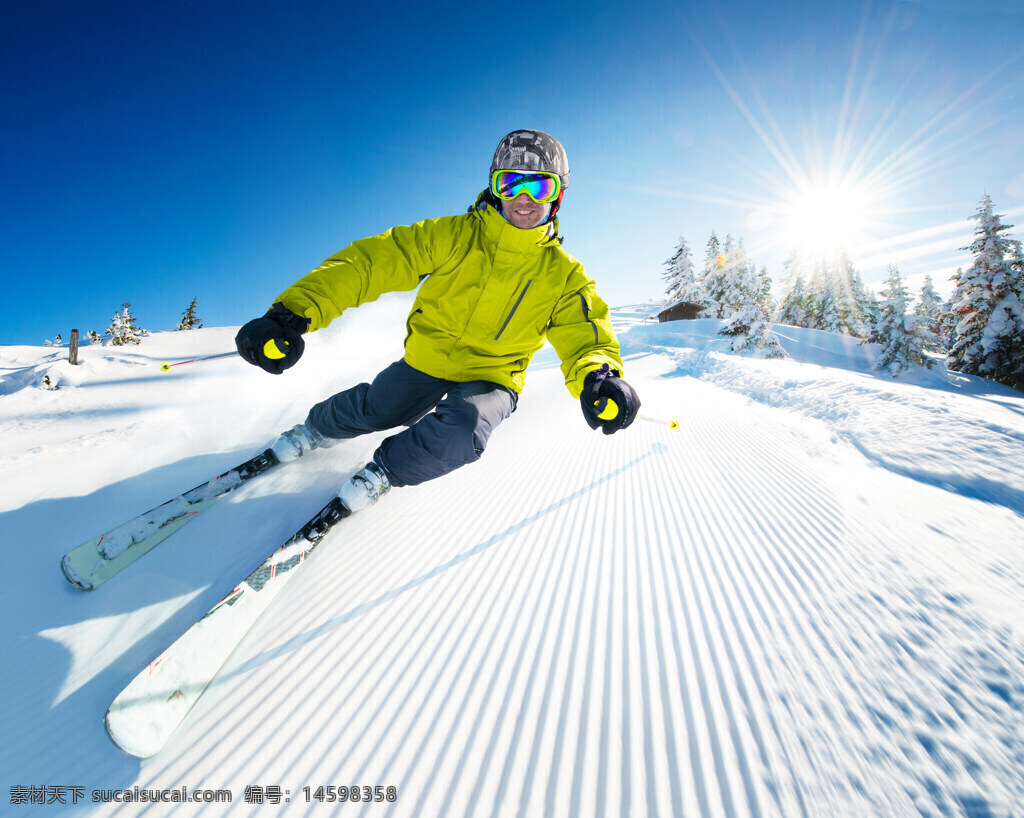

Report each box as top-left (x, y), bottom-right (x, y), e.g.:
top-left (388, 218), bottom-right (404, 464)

top-left (61, 554), bottom-right (96, 591)
top-left (104, 708), bottom-right (164, 760)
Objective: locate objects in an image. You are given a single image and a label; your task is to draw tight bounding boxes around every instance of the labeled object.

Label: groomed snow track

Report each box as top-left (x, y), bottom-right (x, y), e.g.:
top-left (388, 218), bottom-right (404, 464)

top-left (109, 360), bottom-right (1023, 817)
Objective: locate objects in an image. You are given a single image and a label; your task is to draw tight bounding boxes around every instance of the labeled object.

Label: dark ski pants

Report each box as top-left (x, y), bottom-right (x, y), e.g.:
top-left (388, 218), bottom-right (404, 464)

top-left (304, 359), bottom-right (518, 488)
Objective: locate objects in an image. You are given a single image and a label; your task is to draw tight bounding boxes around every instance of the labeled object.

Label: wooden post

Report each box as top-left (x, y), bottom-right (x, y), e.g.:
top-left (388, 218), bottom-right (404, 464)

top-left (69, 329), bottom-right (80, 366)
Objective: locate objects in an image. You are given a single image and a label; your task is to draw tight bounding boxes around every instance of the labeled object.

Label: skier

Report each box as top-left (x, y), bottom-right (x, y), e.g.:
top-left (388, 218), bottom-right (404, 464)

top-left (235, 129), bottom-right (640, 513)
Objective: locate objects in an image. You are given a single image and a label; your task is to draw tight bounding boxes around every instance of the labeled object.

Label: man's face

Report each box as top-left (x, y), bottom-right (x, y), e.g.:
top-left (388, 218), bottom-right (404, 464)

top-left (501, 191), bottom-right (551, 230)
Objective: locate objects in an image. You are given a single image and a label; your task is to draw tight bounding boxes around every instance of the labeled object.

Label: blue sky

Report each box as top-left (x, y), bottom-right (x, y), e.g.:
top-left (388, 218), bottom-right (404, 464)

top-left (3, 0), bottom-right (1023, 345)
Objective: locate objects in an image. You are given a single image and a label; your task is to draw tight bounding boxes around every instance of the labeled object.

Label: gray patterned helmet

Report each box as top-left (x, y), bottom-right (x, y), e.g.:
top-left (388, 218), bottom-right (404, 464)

top-left (490, 129), bottom-right (570, 191)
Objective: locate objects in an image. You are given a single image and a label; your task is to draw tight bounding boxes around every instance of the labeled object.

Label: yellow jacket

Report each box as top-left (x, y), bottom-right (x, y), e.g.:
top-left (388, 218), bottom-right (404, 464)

top-left (275, 197), bottom-right (623, 397)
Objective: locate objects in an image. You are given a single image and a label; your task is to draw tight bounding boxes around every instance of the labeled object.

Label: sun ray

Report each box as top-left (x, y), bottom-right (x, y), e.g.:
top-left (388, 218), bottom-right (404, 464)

top-left (654, 0), bottom-right (1024, 292)
top-left (675, 6), bottom-right (811, 191)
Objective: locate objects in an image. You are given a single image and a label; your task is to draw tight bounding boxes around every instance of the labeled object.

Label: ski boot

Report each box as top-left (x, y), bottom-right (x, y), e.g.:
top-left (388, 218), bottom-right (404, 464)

top-left (270, 424), bottom-right (322, 463)
top-left (339, 461), bottom-right (391, 513)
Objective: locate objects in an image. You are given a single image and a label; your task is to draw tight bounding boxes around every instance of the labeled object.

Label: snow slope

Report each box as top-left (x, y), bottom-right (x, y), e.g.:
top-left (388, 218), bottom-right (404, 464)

top-left (2, 299), bottom-right (1023, 817)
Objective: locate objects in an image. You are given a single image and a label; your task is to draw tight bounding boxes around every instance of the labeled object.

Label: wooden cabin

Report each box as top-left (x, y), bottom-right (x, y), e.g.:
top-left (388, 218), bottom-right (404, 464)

top-left (657, 301), bottom-right (703, 322)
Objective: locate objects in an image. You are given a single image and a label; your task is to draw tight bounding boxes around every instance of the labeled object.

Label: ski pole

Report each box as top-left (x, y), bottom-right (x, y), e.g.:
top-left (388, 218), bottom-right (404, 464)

top-left (159, 351), bottom-right (239, 372)
top-left (639, 414), bottom-right (679, 430)
top-left (593, 399), bottom-right (679, 430)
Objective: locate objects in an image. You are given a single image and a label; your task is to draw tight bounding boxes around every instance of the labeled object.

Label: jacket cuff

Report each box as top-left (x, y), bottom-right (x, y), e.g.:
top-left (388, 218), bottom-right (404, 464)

top-left (269, 302), bottom-right (311, 334)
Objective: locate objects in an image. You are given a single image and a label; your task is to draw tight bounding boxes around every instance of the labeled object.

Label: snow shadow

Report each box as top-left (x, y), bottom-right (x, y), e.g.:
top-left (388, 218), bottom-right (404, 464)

top-left (0, 446), bottom-right (352, 794)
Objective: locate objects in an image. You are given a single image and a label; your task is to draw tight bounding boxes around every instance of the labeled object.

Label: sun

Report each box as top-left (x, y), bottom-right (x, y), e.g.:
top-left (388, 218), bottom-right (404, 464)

top-left (778, 179), bottom-right (874, 261)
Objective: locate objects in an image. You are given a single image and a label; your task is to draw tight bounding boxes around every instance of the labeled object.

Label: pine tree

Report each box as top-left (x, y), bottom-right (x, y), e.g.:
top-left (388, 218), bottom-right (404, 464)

top-left (870, 266), bottom-right (934, 375)
top-left (937, 291), bottom-right (957, 352)
top-left (729, 239), bottom-right (759, 310)
top-left (796, 252), bottom-right (871, 337)
top-left (832, 251), bottom-right (870, 338)
top-left (106, 303), bottom-right (146, 346)
top-left (720, 298), bottom-right (788, 358)
top-left (700, 233), bottom-right (759, 319)
top-left (915, 275), bottom-right (943, 321)
top-left (810, 259), bottom-right (843, 333)
top-left (1007, 245), bottom-right (1024, 383)
top-left (712, 242), bottom-right (785, 356)
top-left (802, 260), bottom-right (824, 329)
top-left (696, 232), bottom-right (725, 316)
top-left (755, 265), bottom-right (776, 316)
top-left (948, 195), bottom-right (1024, 387)
top-left (177, 296), bottom-right (203, 330)
top-left (777, 254), bottom-right (810, 327)
top-left (662, 238), bottom-right (697, 305)
top-left (861, 288), bottom-right (881, 338)
top-left (777, 274), bottom-right (809, 327)
top-left (915, 275), bottom-right (945, 352)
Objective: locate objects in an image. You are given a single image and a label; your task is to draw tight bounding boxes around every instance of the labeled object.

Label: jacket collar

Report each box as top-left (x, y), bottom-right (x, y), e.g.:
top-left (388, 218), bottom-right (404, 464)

top-left (470, 190), bottom-right (563, 249)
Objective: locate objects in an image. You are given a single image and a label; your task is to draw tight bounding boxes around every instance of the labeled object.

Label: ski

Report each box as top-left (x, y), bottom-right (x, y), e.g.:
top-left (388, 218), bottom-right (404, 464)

top-left (105, 495), bottom-right (350, 759)
top-left (61, 448), bottom-right (282, 590)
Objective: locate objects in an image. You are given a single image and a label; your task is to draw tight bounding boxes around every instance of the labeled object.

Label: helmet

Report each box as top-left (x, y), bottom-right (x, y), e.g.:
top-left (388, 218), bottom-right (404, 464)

top-left (489, 129), bottom-right (570, 191)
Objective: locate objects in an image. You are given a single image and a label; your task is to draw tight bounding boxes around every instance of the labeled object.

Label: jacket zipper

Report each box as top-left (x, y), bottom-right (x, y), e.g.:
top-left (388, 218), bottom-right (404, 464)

top-left (494, 281), bottom-right (532, 340)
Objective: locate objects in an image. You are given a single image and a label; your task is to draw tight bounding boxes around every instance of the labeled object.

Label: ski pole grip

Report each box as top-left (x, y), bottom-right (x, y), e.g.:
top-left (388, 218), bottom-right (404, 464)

top-left (594, 398), bottom-right (619, 421)
top-left (263, 338), bottom-right (290, 360)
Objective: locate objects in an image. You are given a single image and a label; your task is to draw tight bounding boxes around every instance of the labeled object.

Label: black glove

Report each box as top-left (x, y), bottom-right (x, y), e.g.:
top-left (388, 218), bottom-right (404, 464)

top-left (235, 303), bottom-right (310, 374)
top-left (580, 364), bottom-right (641, 435)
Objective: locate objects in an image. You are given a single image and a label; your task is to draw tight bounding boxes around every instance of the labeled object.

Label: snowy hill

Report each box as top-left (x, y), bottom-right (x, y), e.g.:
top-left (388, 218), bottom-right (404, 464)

top-left (2, 300), bottom-right (1023, 817)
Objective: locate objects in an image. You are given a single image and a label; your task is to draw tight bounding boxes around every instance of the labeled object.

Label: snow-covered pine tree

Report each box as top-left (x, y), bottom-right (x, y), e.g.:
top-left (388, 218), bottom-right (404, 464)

top-left (700, 233), bottom-right (758, 319)
top-left (947, 263), bottom-right (974, 357)
top-left (806, 259), bottom-right (842, 333)
top-left (720, 297), bottom-right (788, 358)
top-left (821, 277), bottom-right (842, 333)
top-left (662, 237), bottom-right (698, 305)
top-left (832, 251), bottom-right (869, 338)
top-left (722, 236), bottom-right (754, 312)
top-left (86, 330), bottom-right (103, 344)
top-left (914, 275), bottom-right (945, 351)
top-left (948, 195), bottom-right (1024, 387)
top-left (777, 275), bottom-right (809, 327)
top-left (777, 254), bottom-right (810, 327)
top-left (938, 291), bottom-right (957, 352)
top-left (755, 265), bottom-right (776, 316)
top-left (991, 243), bottom-right (1024, 387)
top-left (698, 232), bottom-right (728, 318)
top-left (916, 275), bottom-right (943, 321)
top-left (869, 266), bottom-right (934, 375)
top-left (802, 260), bottom-right (821, 329)
top-left (714, 243), bottom-right (784, 357)
top-left (797, 252), bottom-right (871, 337)
top-left (1007, 246), bottom-right (1024, 383)
top-left (106, 303), bottom-right (146, 346)
top-left (177, 296), bottom-right (203, 330)
top-left (704, 232), bottom-right (729, 317)
top-left (861, 287), bottom-right (881, 337)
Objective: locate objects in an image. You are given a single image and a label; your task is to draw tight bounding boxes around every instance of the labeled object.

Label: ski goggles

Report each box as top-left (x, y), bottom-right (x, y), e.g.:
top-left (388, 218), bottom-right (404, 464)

top-left (490, 170), bottom-right (562, 204)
